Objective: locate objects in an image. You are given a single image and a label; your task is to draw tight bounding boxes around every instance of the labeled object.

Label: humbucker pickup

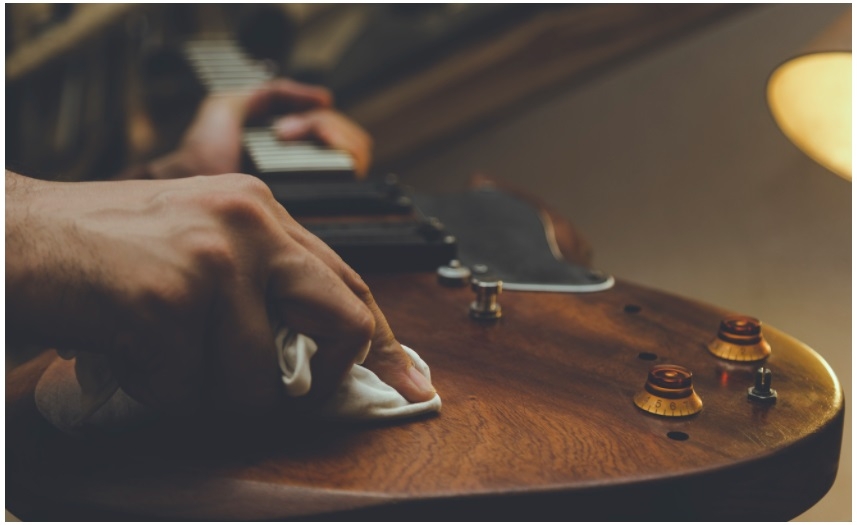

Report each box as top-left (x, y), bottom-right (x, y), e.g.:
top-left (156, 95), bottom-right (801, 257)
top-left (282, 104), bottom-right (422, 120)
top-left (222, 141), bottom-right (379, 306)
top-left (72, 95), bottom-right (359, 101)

top-left (303, 218), bottom-right (457, 273)
top-left (268, 176), bottom-right (413, 216)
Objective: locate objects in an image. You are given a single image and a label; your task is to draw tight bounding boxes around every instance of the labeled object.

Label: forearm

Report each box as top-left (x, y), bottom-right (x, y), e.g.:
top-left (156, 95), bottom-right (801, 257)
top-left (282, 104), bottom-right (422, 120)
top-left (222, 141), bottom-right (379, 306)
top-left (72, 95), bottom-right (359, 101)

top-left (5, 170), bottom-right (108, 349)
top-left (7, 170), bottom-right (58, 345)
top-left (6, 171), bottom-right (50, 302)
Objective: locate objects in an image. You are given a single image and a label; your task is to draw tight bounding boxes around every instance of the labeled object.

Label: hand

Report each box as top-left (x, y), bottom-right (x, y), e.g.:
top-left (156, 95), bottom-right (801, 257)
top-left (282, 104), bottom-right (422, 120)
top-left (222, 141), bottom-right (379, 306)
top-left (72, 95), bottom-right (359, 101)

top-left (137, 79), bottom-right (373, 180)
top-left (6, 171), bottom-right (434, 414)
top-left (271, 109), bottom-right (373, 179)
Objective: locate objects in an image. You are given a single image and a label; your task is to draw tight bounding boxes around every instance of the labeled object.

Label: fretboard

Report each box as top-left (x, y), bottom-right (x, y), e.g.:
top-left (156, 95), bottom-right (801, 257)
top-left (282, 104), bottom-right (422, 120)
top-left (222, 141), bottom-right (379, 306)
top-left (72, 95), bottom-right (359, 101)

top-left (183, 36), bottom-right (356, 181)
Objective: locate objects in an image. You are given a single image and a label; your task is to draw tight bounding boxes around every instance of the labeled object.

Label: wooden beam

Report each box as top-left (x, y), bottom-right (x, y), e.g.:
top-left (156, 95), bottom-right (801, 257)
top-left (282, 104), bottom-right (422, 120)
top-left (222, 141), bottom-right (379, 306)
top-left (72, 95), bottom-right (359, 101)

top-left (345, 5), bottom-right (748, 168)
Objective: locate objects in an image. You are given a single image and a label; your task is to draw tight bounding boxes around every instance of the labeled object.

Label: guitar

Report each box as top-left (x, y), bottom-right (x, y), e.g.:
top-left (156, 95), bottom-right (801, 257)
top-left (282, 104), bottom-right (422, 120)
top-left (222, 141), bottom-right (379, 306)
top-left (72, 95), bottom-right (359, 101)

top-left (5, 179), bottom-right (844, 520)
top-left (5, 37), bottom-right (843, 522)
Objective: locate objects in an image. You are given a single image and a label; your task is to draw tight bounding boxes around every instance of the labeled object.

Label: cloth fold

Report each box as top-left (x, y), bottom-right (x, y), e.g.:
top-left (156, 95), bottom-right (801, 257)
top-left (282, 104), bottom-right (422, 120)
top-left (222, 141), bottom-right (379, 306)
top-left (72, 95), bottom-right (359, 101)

top-left (36, 328), bottom-right (441, 433)
top-left (276, 329), bottom-right (441, 420)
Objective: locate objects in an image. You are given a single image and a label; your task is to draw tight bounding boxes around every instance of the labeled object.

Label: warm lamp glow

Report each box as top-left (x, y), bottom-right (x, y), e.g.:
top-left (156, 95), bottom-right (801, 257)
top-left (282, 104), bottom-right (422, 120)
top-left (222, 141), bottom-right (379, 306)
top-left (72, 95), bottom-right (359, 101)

top-left (768, 52), bottom-right (852, 180)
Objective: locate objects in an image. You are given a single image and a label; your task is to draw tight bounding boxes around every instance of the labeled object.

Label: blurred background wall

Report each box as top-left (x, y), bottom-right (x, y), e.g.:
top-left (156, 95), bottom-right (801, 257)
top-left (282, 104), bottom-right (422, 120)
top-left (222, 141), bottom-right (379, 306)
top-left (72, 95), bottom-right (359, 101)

top-left (395, 5), bottom-right (851, 521)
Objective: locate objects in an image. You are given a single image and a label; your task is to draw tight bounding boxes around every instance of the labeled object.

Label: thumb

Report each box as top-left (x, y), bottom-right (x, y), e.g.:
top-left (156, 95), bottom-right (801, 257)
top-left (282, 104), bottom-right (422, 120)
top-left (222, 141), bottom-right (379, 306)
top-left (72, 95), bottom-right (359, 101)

top-left (361, 338), bottom-right (437, 403)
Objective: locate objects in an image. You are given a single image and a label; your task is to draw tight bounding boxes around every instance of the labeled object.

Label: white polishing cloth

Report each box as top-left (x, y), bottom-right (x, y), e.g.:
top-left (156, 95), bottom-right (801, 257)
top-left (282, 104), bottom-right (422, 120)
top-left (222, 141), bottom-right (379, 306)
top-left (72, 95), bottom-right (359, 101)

top-left (276, 329), bottom-right (441, 420)
top-left (36, 329), bottom-right (440, 432)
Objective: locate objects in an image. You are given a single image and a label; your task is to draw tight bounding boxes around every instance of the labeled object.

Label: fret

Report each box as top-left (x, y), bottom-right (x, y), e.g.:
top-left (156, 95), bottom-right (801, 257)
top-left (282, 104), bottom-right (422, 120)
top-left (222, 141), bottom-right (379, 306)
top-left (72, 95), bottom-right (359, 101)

top-left (184, 50), bottom-right (247, 60)
top-left (207, 79), bottom-right (270, 90)
top-left (191, 65), bottom-right (269, 76)
top-left (251, 153), bottom-right (353, 164)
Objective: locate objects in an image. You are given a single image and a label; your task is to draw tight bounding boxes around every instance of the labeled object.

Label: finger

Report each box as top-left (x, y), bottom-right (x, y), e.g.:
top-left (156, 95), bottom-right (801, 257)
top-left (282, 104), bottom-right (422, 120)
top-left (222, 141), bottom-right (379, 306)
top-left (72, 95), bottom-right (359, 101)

top-left (361, 340), bottom-right (436, 403)
top-left (271, 110), bottom-right (371, 171)
top-left (274, 217), bottom-right (436, 402)
top-left (273, 111), bottom-right (373, 178)
top-left (333, 271), bottom-right (436, 403)
top-left (345, 288), bottom-right (437, 403)
top-left (270, 115), bottom-right (312, 141)
top-left (244, 79), bottom-right (333, 122)
top-left (261, 197), bottom-right (435, 402)
top-left (107, 330), bottom-right (205, 414)
top-left (269, 243), bottom-right (375, 401)
top-left (205, 286), bottom-right (283, 414)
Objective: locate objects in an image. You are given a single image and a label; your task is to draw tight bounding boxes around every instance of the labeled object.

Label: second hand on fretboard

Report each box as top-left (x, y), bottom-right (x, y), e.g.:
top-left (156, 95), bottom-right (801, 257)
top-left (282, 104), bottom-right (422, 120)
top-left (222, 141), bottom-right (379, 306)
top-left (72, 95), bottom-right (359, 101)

top-left (180, 36), bottom-right (457, 273)
top-left (183, 37), bottom-right (356, 181)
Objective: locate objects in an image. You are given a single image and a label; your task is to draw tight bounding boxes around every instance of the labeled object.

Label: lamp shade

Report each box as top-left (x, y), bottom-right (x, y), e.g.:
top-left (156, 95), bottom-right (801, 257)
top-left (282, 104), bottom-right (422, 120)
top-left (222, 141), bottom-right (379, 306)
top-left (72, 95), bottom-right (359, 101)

top-left (767, 10), bottom-right (852, 180)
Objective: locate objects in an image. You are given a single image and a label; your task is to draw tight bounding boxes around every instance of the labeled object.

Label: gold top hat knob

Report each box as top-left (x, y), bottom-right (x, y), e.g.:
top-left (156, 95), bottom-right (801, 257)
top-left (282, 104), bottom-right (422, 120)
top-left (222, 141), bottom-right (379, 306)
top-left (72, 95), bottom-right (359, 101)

top-left (707, 315), bottom-right (771, 362)
top-left (634, 364), bottom-right (703, 417)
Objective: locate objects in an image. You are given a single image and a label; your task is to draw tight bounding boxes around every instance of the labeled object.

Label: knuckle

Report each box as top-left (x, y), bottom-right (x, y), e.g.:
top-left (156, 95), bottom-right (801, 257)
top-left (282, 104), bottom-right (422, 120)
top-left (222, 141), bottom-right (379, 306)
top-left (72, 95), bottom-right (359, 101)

top-left (136, 269), bottom-right (198, 321)
top-left (277, 203), bottom-right (295, 221)
top-left (303, 108), bottom-right (327, 123)
top-left (202, 189), bottom-right (270, 228)
top-left (345, 265), bottom-right (371, 298)
top-left (215, 194), bottom-right (258, 223)
top-left (225, 173), bottom-right (272, 198)
top-left (185, 231), bottom-right (238, 277)
top-left (315, 86), bottom-right (334, 105)
top-left (344, 303), bottom-right (375, 347)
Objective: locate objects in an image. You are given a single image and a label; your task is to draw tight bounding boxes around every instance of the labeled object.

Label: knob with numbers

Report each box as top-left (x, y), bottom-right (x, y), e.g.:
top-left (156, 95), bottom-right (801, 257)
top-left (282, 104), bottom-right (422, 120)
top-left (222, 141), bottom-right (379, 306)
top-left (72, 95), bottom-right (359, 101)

top-left (634, 364), bottom-right (703, 417)
top-left (707, 315), bottom-right (772, 362)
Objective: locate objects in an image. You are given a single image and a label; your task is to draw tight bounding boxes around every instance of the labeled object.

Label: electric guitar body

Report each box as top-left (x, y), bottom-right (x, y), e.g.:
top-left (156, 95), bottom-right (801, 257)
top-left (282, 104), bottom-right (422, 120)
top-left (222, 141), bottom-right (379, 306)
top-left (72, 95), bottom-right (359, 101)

top-left (4, 28), bottom-right (843, 521)
top-left (5, 181), bottom-right (843, 521)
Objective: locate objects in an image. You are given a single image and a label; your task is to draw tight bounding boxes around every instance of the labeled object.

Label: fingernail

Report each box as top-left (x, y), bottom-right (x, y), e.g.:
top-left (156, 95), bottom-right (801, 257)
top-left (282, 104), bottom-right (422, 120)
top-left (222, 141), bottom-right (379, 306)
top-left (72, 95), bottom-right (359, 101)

top-left (407, 365), bottom-right (436, 397)
top-left (273, 116), bottom-right (305, 137)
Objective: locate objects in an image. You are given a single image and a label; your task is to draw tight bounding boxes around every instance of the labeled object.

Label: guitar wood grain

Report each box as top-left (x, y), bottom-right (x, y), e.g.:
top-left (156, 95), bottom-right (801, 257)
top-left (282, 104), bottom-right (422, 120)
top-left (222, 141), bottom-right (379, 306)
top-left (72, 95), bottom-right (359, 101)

top-left (6, 275), bottom-right (842, 520)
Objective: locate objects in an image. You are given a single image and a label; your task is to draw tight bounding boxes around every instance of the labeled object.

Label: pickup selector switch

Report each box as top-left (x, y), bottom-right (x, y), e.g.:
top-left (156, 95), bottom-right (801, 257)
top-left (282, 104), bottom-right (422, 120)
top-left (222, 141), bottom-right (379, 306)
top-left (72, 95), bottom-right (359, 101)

top-left (634, 364), bottom-right (703, 417)
top-left (707, 316), bottom-right (771, 362)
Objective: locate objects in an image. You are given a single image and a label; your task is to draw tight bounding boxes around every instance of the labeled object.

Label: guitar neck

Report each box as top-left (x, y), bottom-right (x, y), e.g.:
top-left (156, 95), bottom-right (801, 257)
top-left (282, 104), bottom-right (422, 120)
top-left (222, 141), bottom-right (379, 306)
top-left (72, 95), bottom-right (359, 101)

top-left (181, 36), bottom-right (461, 274)
top-left (183, 36), bottom-right (357, 183)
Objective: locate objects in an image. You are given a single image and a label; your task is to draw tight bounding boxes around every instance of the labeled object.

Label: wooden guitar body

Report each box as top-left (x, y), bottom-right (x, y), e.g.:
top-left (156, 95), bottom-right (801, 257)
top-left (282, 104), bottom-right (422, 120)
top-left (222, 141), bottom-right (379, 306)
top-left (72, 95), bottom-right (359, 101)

top-left (5, 186), bottom-right (843, 521)
top-left (5, 9), bottom-right (843, 518)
